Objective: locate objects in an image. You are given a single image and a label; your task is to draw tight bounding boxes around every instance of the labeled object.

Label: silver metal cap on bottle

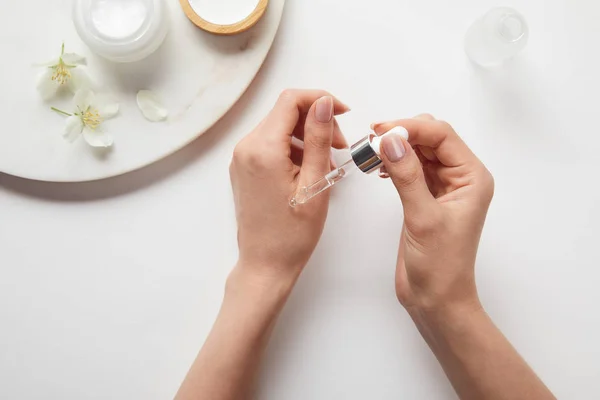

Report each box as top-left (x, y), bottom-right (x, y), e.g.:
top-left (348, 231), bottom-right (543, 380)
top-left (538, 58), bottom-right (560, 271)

top-left (350, 134), bottom-right (382, 174)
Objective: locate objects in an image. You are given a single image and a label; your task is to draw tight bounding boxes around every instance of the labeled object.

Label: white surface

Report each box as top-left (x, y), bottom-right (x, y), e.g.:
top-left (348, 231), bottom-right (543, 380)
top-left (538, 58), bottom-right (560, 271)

top-left (1, 0), bottom-right (600, 399)
top-left (0, 0), bottom-right (284, 182)
top-left (190, 0), bottom-right (261, 25)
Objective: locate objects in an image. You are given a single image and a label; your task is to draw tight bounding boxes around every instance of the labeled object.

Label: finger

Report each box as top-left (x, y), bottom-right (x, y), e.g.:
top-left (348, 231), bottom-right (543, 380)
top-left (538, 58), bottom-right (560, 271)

top-left (414, 113), bottom-right (435, 121)
top-left (417, 145), bottom-right (437, 162)
top-left (290, 143), bottom-right (304, 166)
top-left (299, 96), bottom-right (335, 183)
top-left (263, 89), bottom-right (349, 142)
top-left (291, 146), bottom-right (337, 169)
top-left (332, 118), bottom-right (348, 149)
top-left (371, 113), bottom-right (433, 131)
top-left (274, 89), bottom-right (350, 115)
top-left (378, 166), bottom-right (390, 179)
top-left (372, 119), bottom-right (477, 167)
top-left (413, 115), bottom-right (438, 161)
top-left (293, 116), bottom-right (348, 149)
top-left (380, 133), bottom-right (437, 218)
top-left (290, 137), bottom-right (337, 168)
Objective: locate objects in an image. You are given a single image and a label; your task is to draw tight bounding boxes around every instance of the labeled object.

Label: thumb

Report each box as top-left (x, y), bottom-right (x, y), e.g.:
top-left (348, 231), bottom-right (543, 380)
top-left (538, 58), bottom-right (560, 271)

top-left (380, 134), bottom-right (437, 218)
top-left (299, 96), bottom-right (335, 183)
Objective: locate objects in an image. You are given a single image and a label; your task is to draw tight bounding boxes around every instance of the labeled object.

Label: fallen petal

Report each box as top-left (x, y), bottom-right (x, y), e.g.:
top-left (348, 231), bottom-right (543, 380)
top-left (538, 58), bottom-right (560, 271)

top-left (137, 90), bottom-right (168, 122)
top-left (82, 127), bottom-right (113, 148)
top-left (64, 116), bottom-right (83, 143)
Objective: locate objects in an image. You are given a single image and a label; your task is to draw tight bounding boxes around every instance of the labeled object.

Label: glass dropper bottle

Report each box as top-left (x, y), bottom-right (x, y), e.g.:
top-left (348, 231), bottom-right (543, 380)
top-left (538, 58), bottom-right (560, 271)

top-left (290, 126), bottom-right (408, 207)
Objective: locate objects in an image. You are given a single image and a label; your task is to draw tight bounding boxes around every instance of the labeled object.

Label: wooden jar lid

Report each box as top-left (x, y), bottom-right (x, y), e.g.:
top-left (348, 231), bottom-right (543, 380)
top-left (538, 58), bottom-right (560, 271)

top-left (179, 0), bottom-right (269, 35)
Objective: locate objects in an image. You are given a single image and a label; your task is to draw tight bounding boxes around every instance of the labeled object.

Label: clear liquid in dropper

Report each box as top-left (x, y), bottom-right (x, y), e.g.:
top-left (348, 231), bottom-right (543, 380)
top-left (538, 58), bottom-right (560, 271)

top-left (290, 159), bottom-right (357, 207)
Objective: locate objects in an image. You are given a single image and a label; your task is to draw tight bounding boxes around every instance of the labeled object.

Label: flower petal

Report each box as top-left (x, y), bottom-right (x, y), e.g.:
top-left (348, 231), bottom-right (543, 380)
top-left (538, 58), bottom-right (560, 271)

top-left (62, 53), bottom-right (87, 66)
top-left (73, 88), bottom-right (94, 112)
top-left (68, 68), bottom-right (92, 93)
top-left (82, 127), bottom-right (113, 148)
top-left (36, 69), bottom-right (61, 101)
top-left (136, 90), bottom-right (168, 122)
top-left (92, 94), bottom-right (119, 119)
top-left (64, 116), bottom-right (83, 143)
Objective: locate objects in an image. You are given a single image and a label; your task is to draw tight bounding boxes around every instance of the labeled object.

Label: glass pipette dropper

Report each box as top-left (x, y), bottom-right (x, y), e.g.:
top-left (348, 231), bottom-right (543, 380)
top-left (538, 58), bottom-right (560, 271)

top-left (289, 159), bottom-right (358, 207)
top-left (290, 126), bottom-right (409, 207)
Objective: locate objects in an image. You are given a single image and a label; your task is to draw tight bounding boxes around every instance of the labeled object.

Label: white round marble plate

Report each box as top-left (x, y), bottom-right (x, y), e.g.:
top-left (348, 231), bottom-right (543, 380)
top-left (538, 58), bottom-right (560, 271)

top-left (0, 0), bottom-right (285, 182)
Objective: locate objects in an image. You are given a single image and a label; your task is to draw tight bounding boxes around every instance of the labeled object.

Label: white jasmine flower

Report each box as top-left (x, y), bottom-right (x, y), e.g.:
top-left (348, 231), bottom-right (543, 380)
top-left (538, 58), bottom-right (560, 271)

top-left (52, 89), bottom-right (119, 148)
top-left (137, 90), bottom-right (169, 122)
top-left (37, 43), bottom-right (90, 100)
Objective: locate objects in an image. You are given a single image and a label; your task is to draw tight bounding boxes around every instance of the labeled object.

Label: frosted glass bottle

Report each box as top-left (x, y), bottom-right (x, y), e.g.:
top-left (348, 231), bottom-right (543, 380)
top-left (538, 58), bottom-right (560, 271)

top-left (73, 0), bottom-right (169, 63)
top-left (465, 7), bottom-right (529, 67)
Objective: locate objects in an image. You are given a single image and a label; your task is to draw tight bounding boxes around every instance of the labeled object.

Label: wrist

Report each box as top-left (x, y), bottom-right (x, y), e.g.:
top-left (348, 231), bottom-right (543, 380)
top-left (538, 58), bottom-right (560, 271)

top-left (407, 300), bottom-right (486, 347)
top-left (215, 263), bottom-right (298, 336)
top-left (226, 261), bottom-right (299, 303)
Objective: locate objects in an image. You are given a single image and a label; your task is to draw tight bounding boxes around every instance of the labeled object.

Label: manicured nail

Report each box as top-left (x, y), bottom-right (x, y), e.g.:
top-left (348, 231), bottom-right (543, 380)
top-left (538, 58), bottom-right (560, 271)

top-left (382, 134), bottom-right (406, 162)
top-left (316, 96), bottom-right (334, 123)
top-left (378, 167), bottom-right (390, 178)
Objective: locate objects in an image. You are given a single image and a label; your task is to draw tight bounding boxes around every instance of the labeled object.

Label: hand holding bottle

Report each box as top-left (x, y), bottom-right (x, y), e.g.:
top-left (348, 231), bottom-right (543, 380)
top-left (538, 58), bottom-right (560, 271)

top-left (374, 115), bottom-right (494, 313)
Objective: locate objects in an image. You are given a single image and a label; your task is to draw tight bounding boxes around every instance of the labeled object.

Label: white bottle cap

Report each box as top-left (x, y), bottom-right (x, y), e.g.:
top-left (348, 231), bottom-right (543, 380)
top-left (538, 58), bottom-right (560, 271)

top-left (370, 126), bottom-right (409, 156)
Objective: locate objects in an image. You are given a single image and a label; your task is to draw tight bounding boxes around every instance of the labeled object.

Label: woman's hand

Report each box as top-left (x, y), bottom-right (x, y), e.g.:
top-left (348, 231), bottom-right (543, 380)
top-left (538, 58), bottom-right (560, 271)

top-left (230, 89), bottom-right (349, 285)
top-left (176, 90), bottom-right (349, 400)
top-left (374, 116), bottom-right (556, 400)
top-left (374, 115), bottom-right (494, 314)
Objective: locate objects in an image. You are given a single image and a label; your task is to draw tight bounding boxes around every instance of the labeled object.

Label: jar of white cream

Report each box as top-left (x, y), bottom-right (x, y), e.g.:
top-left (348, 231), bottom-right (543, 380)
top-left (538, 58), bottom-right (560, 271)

top-left (73, 0), bottom-right (169, 63)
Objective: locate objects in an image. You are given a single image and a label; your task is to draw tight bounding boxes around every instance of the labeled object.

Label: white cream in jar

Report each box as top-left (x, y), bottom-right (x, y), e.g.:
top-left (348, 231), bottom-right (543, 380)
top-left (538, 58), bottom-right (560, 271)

top-left (73, 0), bottom-right (169, 63)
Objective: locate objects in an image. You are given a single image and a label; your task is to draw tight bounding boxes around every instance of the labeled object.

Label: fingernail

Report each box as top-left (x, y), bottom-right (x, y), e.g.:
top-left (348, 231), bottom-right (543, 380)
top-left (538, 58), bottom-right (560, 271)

top-left (316, 96), bottom-right (333, 123)
top-left (378, 167), bottom-right (389, 178)
top-left (370, 122), bottom-right (383, 130)
top-left (382, 134), bottom-right (406, 162)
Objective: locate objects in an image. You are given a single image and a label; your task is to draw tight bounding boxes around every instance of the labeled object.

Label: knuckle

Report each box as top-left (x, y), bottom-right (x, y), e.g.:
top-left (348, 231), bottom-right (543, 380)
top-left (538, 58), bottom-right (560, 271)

top-left (305, 133), bottom-right (331, 150)
top-left (278, 89), bottom-right (297, 103)
top-left (415, 113), bottom-right (435, 120)
top-left (435, 120), bottom-right (454, 132)
top-left (233, 140), bottom-right (265, 168)
top-left (232, 140), bottom-right (249, 162)
top-left (392, 165), bottom-right (421, 189)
